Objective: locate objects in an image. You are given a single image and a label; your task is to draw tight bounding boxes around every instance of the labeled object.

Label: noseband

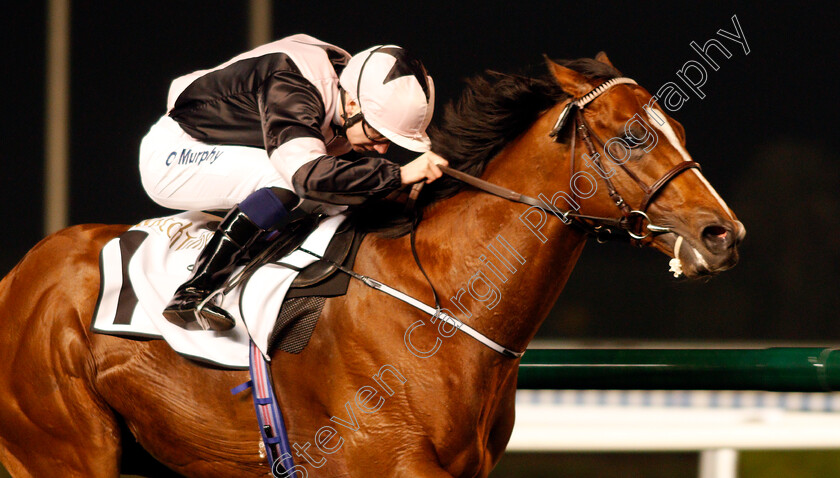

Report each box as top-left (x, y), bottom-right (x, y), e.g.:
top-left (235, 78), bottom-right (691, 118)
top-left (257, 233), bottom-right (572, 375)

top-left (441, 77), bottom-right (700, 245)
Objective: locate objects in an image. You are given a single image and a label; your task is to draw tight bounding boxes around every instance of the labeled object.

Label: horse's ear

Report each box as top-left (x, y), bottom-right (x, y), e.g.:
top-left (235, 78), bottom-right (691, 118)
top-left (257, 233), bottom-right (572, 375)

top-left (543, 54), bottom-right (592, 97)
top-left (595, 51), bottom-right (614, 67)
top-left (595, 51), bottom-right (623, 75)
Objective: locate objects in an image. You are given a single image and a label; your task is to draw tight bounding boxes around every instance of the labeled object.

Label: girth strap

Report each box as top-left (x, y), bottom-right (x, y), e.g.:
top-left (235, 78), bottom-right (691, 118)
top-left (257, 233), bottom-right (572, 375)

top-left (231, 342), bottom-right (297, 474)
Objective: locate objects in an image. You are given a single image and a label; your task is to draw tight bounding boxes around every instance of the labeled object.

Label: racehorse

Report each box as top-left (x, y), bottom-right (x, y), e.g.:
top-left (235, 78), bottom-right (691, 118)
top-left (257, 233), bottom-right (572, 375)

top-left (0, 54), bottom-right (744, 477)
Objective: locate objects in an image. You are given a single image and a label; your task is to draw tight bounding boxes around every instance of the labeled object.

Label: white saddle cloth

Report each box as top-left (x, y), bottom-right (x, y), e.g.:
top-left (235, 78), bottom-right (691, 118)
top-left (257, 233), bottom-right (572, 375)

top-left (91, 211), bottom-right (345, 368)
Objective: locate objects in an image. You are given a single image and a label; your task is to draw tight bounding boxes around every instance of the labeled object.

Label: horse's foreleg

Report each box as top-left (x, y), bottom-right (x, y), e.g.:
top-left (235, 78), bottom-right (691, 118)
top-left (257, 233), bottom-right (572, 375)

top-left (404, 464), bottom-right (456, 477)
top-left (344, 460), bottom-right (454, 478)
top-left (0, 392), bottom-right (121, 478)
top-left (0, 318), bottom-right (123, 478)
top-left (343, 450), bottom-right (457, 478)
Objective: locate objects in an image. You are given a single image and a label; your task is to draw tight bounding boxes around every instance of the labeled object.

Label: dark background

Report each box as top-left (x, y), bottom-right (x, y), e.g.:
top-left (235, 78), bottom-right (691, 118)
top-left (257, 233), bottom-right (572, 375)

top-left (4, 1), bottom-right (839, 342)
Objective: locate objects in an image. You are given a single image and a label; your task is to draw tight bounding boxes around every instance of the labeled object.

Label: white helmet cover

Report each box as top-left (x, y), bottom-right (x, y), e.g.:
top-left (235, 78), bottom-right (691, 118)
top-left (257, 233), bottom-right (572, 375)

top-left (339, 45), bottom-right (435, 152)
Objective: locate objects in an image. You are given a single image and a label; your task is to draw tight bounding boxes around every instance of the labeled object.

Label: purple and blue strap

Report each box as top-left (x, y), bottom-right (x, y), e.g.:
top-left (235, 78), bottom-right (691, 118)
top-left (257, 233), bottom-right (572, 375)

top-left (231, 341), bottom-right (296, 475)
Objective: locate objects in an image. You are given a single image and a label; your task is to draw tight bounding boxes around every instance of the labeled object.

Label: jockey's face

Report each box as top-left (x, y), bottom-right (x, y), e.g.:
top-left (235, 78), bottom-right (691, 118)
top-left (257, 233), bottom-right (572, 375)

top-left (343, 99), bottom-right (391, 155)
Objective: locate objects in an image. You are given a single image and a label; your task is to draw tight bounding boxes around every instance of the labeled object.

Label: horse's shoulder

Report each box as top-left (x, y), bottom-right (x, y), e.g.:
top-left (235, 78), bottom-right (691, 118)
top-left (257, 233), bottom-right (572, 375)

top-left (11, 224), bottom-right (129, 276)
top-left (49, 223), bottom-right (130, 248)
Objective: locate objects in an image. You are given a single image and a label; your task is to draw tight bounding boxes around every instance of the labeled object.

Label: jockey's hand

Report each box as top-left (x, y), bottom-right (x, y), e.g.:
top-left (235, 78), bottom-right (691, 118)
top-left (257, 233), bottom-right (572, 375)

top-left (400, 152), bottom-right (449, 185)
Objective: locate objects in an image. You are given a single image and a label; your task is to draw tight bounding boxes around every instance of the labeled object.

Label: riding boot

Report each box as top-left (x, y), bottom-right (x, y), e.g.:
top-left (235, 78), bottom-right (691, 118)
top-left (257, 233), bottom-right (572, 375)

top-left (162, 206), bottom-right (263, 331)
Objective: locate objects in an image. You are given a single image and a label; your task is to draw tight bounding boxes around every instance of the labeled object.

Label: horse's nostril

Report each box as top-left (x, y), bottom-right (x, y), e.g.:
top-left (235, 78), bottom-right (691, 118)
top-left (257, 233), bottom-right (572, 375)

top-left (704, 225), bottom-right (728, 240)
top-left (702, 224), bottom-right (732, 252)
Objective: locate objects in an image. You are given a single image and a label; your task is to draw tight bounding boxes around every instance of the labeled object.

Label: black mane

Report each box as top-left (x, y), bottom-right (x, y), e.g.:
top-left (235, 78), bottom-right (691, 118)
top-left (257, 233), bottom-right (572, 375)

top-left (347, 58), bottom-right (620, 237)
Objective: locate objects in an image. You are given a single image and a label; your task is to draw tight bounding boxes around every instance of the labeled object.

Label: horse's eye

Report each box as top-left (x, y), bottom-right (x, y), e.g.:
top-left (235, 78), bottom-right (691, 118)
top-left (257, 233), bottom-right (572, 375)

top-left (622, 124), bottom-right (650, 150)
top-left (622, 133), bottom-right (643, 149)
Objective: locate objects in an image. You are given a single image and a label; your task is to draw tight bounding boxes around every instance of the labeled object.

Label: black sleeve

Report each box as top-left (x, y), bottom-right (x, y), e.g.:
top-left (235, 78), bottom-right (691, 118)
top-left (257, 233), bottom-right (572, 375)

top-left (291, 155), bottom-right (403, 206)
top-left (260, 70), bottom-right (327, 156)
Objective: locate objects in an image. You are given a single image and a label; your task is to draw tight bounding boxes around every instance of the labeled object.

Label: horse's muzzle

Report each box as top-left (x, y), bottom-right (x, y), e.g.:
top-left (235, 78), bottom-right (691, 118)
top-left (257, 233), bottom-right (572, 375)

top-left (664, 214), bottom-right (745, 278)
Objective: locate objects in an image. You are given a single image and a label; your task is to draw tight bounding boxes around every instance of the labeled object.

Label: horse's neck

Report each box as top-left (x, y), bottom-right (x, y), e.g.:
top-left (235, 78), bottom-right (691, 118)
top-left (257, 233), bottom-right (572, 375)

top-left (422, 136), bottom-right (586, 353)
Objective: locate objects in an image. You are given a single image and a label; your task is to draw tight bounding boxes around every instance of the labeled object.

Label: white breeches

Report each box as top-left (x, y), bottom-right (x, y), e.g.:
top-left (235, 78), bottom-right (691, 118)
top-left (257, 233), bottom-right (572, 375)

top-left (139, 116), bottom-right (293, 211)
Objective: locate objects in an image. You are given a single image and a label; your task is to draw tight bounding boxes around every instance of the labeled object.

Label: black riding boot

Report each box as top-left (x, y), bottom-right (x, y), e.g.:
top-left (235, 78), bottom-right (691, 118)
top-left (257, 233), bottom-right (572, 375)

top-left (163, 206), bottom-right (263, 331)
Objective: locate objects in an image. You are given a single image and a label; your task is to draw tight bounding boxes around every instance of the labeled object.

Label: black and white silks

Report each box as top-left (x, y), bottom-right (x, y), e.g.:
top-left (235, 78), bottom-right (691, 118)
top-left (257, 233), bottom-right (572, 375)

top-left (166, 34), bottom-right (402, 206)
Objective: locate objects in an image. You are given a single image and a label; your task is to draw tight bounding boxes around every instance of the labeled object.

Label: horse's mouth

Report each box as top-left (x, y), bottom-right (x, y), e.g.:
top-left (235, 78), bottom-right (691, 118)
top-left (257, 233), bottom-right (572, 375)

top-left (654, 231), bottom-right (742, 279)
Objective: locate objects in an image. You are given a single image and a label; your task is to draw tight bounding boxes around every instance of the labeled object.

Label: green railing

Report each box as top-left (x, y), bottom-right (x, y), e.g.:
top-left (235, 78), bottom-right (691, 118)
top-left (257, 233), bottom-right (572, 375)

top-left (517, 348), bottom-right (840, 391)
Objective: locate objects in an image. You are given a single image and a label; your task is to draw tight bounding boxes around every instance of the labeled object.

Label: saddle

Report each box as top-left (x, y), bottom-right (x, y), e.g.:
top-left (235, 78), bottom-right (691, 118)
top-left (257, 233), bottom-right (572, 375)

top-left (262, 185), bottom-right (426, 353)
top-left (242, 214), bottom-right (365, 354)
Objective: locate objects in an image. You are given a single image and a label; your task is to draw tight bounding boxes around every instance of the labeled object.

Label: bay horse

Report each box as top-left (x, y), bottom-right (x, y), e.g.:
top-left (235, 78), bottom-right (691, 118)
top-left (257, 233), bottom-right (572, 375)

top-left (0, 54), bottom-right (744, 477)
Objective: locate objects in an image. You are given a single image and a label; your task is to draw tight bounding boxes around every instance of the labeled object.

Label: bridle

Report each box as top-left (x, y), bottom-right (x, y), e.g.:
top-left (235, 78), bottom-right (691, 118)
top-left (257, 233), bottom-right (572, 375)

top-left (440, 77), bottom-right (701, 246)
top-left (386, 77), bottom-right (704, 359)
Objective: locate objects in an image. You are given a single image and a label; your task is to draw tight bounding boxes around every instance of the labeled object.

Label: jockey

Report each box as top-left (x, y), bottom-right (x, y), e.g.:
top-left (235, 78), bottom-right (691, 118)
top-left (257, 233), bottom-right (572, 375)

top-left (138, 34), bottom-right (448, 332)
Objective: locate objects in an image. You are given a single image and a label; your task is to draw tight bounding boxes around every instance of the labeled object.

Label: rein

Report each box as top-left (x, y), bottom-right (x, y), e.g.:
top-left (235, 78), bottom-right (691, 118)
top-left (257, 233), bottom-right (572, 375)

top-left (363, 76), bottom-right (701, 359)
top-left (439, 164), bottom-right (639, 241)
top-left (273, 78), bottom-right (703, 361)
top-left (441, 77), bottom-right (701, 245)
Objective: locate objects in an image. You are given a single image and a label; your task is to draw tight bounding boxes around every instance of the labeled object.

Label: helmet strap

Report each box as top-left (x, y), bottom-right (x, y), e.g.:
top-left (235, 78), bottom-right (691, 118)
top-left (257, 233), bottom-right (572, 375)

top-left (337, 88), bottom-right (363, 137)
top-left (338, 46), bottom-right (384, 137)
